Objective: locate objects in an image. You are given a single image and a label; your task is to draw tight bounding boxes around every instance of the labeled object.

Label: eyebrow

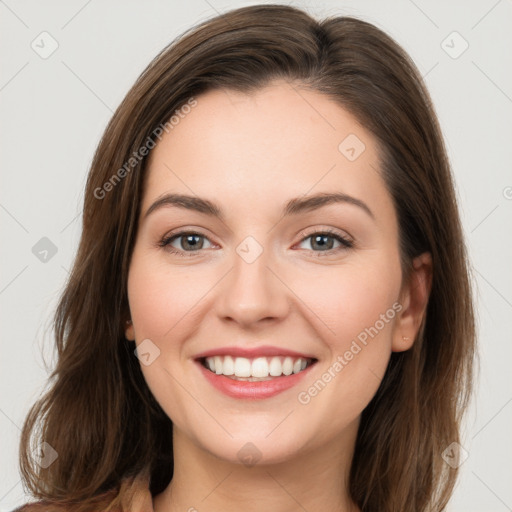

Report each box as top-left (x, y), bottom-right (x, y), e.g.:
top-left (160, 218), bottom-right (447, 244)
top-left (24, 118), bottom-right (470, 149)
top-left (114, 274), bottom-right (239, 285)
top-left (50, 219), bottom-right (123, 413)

top-left (143, 191), bottom-right (375, 221)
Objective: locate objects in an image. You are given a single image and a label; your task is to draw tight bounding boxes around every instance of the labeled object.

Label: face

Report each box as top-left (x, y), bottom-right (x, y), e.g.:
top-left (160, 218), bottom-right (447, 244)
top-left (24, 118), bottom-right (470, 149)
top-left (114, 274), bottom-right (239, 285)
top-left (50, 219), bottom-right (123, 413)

top-left (125, 81), bottom-right (420, 465)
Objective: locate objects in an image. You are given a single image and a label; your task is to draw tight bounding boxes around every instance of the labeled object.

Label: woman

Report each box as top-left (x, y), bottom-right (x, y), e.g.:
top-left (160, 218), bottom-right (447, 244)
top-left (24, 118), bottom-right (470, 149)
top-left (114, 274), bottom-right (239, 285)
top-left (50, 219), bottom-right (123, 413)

top-left (15, 4), bottom-right (476, 512)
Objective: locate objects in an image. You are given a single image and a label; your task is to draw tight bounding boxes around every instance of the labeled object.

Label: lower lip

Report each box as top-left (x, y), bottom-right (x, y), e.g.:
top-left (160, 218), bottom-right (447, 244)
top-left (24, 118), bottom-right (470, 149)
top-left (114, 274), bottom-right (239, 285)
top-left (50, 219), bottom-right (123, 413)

top-left (196, 360), bottom-right (315, 399)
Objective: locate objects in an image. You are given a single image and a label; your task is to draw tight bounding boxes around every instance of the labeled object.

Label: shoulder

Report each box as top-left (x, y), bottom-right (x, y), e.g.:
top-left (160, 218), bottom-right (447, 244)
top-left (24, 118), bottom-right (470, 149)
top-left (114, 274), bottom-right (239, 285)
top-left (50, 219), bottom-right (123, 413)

top-left (10, 473), bottom-right (152, 512)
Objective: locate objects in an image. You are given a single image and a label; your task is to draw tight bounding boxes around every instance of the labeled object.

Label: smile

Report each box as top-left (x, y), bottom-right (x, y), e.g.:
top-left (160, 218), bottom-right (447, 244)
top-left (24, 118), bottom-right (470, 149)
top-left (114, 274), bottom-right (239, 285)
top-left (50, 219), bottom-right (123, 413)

top-left (195, 354), bottom-right (318, 399)
top-left (201, 355), bottom-right (315, 381)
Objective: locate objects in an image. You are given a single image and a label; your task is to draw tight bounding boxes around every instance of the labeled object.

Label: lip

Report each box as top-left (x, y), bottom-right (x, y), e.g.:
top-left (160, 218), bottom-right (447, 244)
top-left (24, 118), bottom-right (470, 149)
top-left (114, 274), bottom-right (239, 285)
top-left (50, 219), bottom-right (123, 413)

top-left (195, 358), bottom-right (317, 400)
top-left (193, 345), bottom-right (316, 360)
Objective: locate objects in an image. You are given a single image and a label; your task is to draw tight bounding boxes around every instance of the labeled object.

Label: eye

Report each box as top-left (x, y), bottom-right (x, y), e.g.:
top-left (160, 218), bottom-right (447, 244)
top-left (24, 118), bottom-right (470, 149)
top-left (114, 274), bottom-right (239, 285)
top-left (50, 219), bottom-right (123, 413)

top-left (296, 230), bottom-right (353, 255)
top-left (158, 228), bottom-right (353, 257)
top-left (159, 231), bottom-right (213, 256)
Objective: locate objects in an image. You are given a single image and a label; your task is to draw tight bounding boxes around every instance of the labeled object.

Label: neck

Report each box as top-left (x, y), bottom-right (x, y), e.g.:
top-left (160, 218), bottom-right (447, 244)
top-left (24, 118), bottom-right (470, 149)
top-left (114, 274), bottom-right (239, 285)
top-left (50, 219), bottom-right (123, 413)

top-left (153, 420), bottom-right (361, 512)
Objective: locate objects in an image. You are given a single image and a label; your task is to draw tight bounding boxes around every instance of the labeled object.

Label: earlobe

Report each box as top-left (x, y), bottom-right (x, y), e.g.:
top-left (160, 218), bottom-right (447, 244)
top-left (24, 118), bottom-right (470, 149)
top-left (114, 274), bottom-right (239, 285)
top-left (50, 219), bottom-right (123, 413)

top-left (125, 319), bottom-right (135, 341)
top-left (392, 252), bottom-right (433, 352)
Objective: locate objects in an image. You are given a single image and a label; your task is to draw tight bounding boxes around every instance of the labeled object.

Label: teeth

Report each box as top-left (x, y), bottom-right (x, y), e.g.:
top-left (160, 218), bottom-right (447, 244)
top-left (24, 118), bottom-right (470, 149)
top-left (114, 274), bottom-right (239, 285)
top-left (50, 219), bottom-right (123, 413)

top-left (214, 356), bottom-right (223, 375)
top-left (282, 357), bottom-right (293, 376)
top-left (203, 355), bottom-right (312, 378)
top-left (234, 357), bottom-right (251, 377)
top-left (269, 357), bottom-right (282, 377)
top-left (223, 355), bottom-right (234, 375)
top-left (251, 357), bottom-right (269, 378)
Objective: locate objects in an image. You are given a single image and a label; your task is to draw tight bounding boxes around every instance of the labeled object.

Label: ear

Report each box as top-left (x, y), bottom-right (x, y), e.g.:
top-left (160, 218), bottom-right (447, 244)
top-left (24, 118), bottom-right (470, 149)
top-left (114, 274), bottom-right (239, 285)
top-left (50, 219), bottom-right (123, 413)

top-left (125, 319), bottom-right (136, 341)
top-left (392, 252), bottom-right (433, 352)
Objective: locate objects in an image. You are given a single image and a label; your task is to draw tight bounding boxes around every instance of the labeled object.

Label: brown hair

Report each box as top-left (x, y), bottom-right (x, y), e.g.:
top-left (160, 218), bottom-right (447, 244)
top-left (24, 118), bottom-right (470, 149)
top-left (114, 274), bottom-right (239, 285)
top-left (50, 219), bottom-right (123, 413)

top-left (18, 4), bottom-right (476, 511)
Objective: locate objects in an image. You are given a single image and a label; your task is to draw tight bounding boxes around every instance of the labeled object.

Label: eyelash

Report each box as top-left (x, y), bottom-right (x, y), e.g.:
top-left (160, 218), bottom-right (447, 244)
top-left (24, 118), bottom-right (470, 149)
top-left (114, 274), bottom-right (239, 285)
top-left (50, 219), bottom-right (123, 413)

top-left (158, 229), bottom-right (354, 257)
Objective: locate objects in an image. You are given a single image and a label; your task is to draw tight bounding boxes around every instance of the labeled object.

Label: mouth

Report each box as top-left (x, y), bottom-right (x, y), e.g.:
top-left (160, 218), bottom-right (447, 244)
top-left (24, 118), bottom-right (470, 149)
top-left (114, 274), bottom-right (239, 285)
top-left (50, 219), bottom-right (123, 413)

top-left (192, 345), bottom-right (319, 399)
top-left (198, 355), bottom-right (317, 381)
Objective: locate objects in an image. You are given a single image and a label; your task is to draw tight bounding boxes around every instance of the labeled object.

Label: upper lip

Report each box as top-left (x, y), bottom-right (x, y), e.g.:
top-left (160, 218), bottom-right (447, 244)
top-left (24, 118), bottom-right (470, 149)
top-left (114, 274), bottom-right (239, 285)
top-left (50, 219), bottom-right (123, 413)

top-left (194, 345), bottom-right (317, 360)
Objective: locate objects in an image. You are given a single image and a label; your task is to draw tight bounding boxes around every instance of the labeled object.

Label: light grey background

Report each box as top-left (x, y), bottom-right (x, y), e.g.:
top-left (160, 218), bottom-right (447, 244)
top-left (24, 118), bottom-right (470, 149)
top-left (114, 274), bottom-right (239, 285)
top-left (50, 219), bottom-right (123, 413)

top-left (1, 1), bottom-right (511, 510)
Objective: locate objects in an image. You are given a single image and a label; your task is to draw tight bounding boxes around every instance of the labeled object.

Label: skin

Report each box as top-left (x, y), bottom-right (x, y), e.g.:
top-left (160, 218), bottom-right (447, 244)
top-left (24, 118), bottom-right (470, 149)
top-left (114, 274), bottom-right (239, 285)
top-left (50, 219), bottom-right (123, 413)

top-left (125, 80), bottom-right (432, 512)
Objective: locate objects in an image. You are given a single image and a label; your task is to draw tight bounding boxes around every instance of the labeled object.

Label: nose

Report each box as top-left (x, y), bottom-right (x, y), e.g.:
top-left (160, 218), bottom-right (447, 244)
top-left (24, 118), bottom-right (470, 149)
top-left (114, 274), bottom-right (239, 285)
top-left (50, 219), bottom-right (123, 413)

top-left (214, 243), bottom-right (290, 328)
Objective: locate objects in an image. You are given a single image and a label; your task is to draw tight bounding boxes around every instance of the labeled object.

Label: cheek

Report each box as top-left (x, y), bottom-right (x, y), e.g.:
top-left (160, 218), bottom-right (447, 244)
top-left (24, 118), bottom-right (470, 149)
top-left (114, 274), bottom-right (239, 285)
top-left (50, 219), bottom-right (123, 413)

top-left (289, 257), bottom-right (402, 415)
top-left (289, 256), bottom-right (402, 350)
top-left (127, 251), bottom-right (209, 341)
top-left (126, 251), bottom-right (208, 428)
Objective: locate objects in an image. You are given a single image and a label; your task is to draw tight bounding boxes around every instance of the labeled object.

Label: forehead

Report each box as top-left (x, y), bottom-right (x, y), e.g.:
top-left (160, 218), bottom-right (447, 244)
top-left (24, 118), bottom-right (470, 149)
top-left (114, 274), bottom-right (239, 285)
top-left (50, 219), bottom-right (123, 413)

top-left (143, 81), bottom-right (393, 224)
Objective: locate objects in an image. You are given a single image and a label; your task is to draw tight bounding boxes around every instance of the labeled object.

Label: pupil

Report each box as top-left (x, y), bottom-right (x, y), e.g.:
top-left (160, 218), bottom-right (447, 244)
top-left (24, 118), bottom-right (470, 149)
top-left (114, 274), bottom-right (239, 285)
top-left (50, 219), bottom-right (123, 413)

top-left (184, 235), bottom-right (201, 250)
top-left (314, 234), bottom-right (332, 250)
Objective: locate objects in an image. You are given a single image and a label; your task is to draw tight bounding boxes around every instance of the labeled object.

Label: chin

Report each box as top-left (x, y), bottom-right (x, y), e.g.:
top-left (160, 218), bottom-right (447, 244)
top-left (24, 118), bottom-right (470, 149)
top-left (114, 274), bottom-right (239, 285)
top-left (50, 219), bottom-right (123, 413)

top-left (202, 435), bottom-right (308, 467)
top-left (182, 413), bottom-right (327, 467)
